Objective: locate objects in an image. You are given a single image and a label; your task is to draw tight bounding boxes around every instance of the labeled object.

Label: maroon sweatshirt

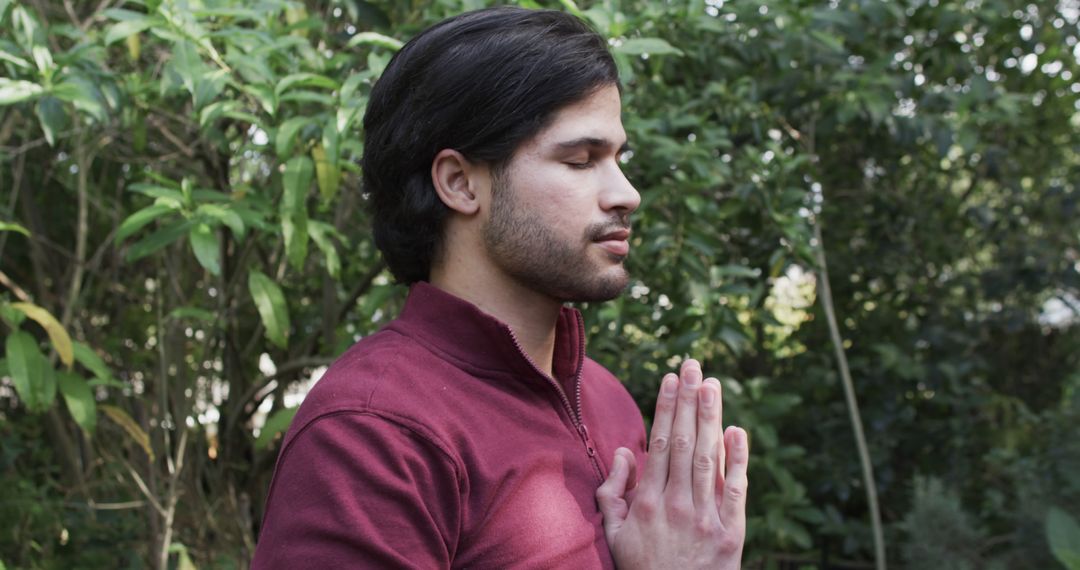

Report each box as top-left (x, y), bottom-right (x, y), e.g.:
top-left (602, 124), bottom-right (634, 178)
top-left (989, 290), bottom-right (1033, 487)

top-left (252, 282), bottom-right (648, 569)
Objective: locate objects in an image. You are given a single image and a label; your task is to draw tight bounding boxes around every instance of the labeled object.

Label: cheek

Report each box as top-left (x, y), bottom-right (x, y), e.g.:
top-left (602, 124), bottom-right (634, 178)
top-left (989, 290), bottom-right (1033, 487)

top-left (509, 162), bottom-right (595, 235)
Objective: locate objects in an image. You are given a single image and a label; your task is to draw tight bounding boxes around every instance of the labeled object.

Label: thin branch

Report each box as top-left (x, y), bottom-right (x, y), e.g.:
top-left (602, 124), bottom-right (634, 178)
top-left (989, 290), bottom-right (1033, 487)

top-left (82, 500), bottom-right (148, 510)
top-left (813, 220), bottom-right (887, 570)
top-left (805, 80), bottom-right (887, 570)
top-left (0, 151), bottom-right (26, 261)
top-left (148, 117), bottom-right (196, 158)
top-left (225, 356), bottom-right (335, 436)
top-left (158, 428), bottom-right (189, 570)
top-left (63, 0), bottom-right (85, 30)
top-left (336, 259), bottom-right (387, 323)
top-left (0, 270), bottom-right (32, 302)
top-left (61, 138), bottom-right (93, 327)
top-left (123, 460), bottom-right (166, 516)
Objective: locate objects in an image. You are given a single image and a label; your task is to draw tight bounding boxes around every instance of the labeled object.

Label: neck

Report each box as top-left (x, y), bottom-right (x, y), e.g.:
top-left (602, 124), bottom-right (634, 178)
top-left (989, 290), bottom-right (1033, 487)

top-left (429, 258), bottom-right (562, 377)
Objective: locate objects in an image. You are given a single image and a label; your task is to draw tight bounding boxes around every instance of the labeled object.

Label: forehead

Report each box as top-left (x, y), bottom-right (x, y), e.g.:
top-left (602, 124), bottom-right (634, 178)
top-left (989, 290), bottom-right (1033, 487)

top-left (527, 85), bottom-right (626, 149)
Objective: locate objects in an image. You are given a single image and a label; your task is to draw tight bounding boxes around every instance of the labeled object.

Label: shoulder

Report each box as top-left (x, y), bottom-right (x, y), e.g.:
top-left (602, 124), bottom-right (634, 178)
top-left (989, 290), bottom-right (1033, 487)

top-left (281, 326), bottom-right (462, 454)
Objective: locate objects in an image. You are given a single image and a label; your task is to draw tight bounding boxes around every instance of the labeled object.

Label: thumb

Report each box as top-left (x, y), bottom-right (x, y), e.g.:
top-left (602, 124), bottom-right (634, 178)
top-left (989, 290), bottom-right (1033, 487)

top-left (596, 449), bottom-right (631, 542)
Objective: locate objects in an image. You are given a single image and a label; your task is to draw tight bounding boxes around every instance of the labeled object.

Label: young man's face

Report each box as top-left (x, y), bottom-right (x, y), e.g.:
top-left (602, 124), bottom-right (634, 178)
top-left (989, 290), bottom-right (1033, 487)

top-left (481, 84), bottom-right (641, 302)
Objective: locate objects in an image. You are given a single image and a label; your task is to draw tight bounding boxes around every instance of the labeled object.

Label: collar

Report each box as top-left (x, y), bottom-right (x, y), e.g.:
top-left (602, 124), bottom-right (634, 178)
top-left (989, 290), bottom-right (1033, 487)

top-left (389, 282), bottom-right (586, 389)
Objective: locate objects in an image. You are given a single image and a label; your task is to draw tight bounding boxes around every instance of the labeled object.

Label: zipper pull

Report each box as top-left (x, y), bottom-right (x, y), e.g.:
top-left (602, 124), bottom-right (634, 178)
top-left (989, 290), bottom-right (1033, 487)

top-left (578, 423), bottom-right (596, 457)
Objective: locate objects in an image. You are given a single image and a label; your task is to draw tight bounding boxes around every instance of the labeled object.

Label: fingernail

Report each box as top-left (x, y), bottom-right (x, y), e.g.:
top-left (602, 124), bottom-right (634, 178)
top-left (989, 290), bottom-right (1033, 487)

top-left (736, 429), bottom-right (747, 450)
top-left (701, 385), bottom-right (715, 406)
top-left (662, 377), bottom-right (677, 397)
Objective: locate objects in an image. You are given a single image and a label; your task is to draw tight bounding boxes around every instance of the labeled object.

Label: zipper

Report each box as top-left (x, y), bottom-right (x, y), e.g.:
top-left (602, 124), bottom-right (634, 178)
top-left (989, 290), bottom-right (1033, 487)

top-left (505, 315), bottom-right (605, 483)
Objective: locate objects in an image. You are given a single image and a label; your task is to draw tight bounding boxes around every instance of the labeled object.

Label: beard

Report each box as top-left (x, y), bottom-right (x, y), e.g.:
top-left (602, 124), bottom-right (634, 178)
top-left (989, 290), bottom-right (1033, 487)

top-left (481, 177), bottom-right (631, 303)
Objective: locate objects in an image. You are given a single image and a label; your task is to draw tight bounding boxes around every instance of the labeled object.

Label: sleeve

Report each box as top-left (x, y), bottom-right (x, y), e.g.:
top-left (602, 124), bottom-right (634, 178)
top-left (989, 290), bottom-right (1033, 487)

top-left (251, 412), bottom-right (462, 569)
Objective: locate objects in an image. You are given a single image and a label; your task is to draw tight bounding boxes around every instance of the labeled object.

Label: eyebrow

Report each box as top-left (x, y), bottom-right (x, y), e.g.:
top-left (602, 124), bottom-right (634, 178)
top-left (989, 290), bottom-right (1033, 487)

top-left (556, 137), bottom-right (632, 154)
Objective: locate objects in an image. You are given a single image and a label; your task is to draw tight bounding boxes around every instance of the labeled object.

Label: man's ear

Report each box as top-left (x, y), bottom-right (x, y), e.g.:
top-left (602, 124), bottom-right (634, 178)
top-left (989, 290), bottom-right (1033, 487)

top-left (431, 149), bottom-right (487, 216)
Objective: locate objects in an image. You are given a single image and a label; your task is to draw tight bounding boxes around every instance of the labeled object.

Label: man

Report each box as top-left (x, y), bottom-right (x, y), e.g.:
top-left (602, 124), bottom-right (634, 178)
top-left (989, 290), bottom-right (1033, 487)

top-left (252, 7), bottom-right (748, 569)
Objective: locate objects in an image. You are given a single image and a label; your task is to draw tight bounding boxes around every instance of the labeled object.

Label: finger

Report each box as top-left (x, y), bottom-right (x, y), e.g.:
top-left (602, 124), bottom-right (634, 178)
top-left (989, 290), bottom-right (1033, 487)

top-left (692, 380), bottom-right (722, 512)
top-left (636, 373), bottom-right (679, 496)
top-left (620, 447), bottom-right (639, 492)
top-left (665, 359), bottom-right (703, 501)
top-left (713, 378), bottom-right (726, 490)
top-left (719, 427), bottom-right (749, 535)
top-left (596, 450), bottom-right (631, 543)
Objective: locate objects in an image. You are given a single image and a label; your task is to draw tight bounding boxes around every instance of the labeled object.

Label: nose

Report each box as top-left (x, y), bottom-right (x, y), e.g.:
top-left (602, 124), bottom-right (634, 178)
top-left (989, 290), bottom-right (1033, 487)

top-left (600, 163), bottom-right (641, 216)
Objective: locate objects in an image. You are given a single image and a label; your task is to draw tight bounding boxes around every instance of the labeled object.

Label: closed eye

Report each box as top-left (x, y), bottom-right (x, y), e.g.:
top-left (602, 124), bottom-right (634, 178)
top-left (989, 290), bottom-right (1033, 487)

top-left (566, 160), bottom-right (595, 170)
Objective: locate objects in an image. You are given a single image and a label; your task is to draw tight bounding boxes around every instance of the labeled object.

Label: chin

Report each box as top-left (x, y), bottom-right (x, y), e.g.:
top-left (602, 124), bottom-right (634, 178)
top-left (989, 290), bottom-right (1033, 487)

top-left (560, 267), bottom-right (630, 303)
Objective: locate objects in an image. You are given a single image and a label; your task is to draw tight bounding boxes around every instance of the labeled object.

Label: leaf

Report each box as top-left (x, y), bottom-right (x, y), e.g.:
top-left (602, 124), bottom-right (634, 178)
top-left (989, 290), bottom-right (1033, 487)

top-left (1047, 507), bottom-right (1080, 570)
top-left (0, 49), bottom-right (32, 70)
top-left (168, 543), bottom-right (198, 570)
top-left (278, 90), bottom-right (335, 107)
top-left (58, 372), bottom-right (97, 434)
top-left (102, 8), bottom-right (149, 22)
top-left (5, 330), bottom-right (55, 412)
top-left (11, 302), bottom-right (73, 368)
top-left (0, 303), bottom-right (25, 327)
top-left (11, 6), bottom-right (40, 52)
top-left (557, 0), bottom-right (585, 18)
top-left (0, 221), bottom-right (30, 236)
top-left (129, 182), bottom-right (183, 200)
top-left (312, 144), bottom-right (340, 202)
top-left (188, 223), bottom-right (221, 275)
top-left (31, 45), bottom-right (53, 74)
top-left (116, 204), bottom-right (176, 242)
top-left (72, 341), bottom-right (118, 385)
top-left (170, 39), bottom-right (204, 95)
top-left (810, 30), bottom-right (846, 53)
top-left (282, 156), bottom-right (313, 211)
top-left (52, 77), bottom-right (108, 123)
top-left (196, 204), bottom-right (244, 238)
top-left (127, 32), bottom-right (141, 61)
top-left (274, 73), bottom-right (339, 99)
top-left (242, 83), bottom-right (276, 116)
top-left (711, 264), bottom-right (761, 280)
top-left (336, 105), bottom-right (361, 134)
top-left (231, 204), bottom-right (272, 232)
top-left (255, 406), bottom-right (298, 450)
top-left (248, 270), bottom-right (289, 349)
top-left (197, 99), bottom-right (238, 129)
top-left (275, 116), bottom-right (312, 158)
top-left (35, 96), bottom-right (67, 146)
top-left (125, 219), bottom-right (193, 262)
top-left (615, 38), bottom-right (683, 56)
top-left (0, 78), bottom-right (43, 105)
top-left (344, 32), bottom-right (403, 51)
top-left (282, 156), bottom-right (312, 270)
top-left (339, 73), bottom-right (364, 103)
top-left (105, 17), bottom-right (154, 45)
top-left (100, 405), bottom-right (154, 460)
top-left (282, 215), bottom-right (308, 272)
top-left (308, 221), bottom-right (341, 278)
top-left (166, 307), bottom-right (216, 322)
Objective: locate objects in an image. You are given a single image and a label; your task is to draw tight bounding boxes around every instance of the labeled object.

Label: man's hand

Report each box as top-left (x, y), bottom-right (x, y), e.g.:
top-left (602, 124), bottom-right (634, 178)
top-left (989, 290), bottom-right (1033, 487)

top-left (596, 359), bottom-right (749, 569)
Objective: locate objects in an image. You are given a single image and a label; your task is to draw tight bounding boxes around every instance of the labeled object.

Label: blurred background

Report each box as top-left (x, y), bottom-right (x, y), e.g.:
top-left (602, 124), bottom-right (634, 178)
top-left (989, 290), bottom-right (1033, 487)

top-left (1, 0), bottom-right (1078, 568)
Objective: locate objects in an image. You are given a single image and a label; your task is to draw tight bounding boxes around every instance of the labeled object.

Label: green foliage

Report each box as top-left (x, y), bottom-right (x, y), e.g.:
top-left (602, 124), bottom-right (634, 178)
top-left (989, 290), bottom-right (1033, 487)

top-left (254, 406), bottom-right (298, 451)
top-left (898, 476), bottom-right (985, 570)
top-left (1, 0), bottom-right (1077, 567)
top-left (1047, 508), bottom-right (1080, 570)
top-left (4, 330), bottom-right (54, 413)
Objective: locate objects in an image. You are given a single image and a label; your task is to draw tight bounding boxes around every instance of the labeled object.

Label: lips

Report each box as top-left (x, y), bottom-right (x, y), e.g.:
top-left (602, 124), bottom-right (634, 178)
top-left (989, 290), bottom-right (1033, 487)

top-left (594, 228), bottom-right (631, 256)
